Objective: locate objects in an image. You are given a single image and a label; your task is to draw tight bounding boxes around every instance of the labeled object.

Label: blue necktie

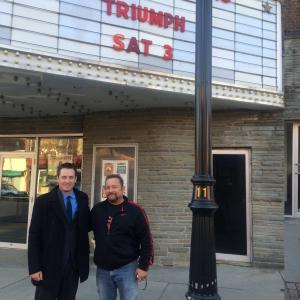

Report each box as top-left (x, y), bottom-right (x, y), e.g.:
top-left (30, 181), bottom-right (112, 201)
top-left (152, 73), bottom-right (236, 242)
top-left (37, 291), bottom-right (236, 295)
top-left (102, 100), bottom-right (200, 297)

top-left (66, 196), bottom-right (72, 222)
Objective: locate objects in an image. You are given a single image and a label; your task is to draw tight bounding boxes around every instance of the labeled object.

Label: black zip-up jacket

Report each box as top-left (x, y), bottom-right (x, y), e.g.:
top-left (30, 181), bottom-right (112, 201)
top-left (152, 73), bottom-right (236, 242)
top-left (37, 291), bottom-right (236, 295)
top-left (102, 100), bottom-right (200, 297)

top-left (91, 197), bottom-right (154, 271)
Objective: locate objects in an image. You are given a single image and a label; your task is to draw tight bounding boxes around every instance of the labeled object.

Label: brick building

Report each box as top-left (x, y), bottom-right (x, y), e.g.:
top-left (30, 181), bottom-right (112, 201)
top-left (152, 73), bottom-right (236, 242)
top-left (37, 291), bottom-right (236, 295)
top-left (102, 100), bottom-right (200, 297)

top-left (0, 0), bottom-right (286, 268)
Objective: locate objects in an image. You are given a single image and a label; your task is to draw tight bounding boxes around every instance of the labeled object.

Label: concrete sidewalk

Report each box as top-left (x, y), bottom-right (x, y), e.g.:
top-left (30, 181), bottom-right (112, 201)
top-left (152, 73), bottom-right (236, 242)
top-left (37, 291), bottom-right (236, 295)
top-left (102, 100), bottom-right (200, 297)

top-left (2, 216), bottom-right (300, 300)
top-left (0, 249), bottom-right (284, 300)
top-left (80, 264), bottom-right (284, 300)
top-left (282, 218), bottom-right (300, 299)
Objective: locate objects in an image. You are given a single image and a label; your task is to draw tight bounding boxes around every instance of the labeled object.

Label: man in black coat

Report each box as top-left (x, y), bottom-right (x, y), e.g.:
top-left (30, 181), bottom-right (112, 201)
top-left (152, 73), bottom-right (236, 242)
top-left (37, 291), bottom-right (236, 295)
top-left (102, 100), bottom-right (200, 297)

top-left (28, 162), bottom-right (90, 300)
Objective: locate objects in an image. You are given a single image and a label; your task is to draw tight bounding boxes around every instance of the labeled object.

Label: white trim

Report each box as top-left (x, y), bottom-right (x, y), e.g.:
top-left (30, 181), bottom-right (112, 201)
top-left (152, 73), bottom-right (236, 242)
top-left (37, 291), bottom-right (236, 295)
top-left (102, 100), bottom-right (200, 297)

top-left (292, 124), bottom-right (300, 217)
top-left (0, 152), bottom-right (35, 156)
top-left (91, 144), bottom-right (138, 208)
top-left (285, 215), bottom-right (296, 218)
top-left (0, 133), bottom-right (83, 138)
top-left (26, 154), bottom-right (37, 245)
top-left (91, 145), bottom-right (97, 209)
top-left (0, 243), bottom-right (27, 250)
top-left (213, 149), bottom-right (251, 263)
top-left (0, 46), bottom-right (284, 109)
top-left (277, 2), bottom-right (283, 92)
top-left (0, 152), bottom-right (35, 249)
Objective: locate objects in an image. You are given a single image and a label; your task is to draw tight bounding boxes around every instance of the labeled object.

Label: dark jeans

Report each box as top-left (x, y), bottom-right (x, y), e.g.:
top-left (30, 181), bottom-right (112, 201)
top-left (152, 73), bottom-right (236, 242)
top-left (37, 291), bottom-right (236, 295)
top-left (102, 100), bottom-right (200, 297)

top-left (34, 260), bottom-right (79, 300)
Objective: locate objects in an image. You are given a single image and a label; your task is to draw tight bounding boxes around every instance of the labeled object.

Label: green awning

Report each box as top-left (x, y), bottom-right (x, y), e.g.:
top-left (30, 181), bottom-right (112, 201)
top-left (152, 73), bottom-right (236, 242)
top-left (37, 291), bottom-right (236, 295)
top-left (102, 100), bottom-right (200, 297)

top-left (2, 170), bottom-right (24, 177)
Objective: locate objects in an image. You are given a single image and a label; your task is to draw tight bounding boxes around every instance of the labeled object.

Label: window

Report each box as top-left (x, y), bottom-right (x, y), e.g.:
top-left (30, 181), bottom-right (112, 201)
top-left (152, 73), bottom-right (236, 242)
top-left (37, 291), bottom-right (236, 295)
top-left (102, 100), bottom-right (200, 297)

top-left (0, 137), bottom-right (35, 152)
top-left (37, 137), bottom-right (83, 196)
top-left (0, 26), bottom-right (11, 41)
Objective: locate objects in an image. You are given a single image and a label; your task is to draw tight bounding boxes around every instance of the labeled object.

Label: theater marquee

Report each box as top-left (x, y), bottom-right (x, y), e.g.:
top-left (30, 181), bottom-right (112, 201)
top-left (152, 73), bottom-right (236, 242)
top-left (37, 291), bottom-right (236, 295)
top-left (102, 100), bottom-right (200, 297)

top-left (103, 0), bottom-right (232, 61)
top-left (0, 0), bottom-right (281, 90)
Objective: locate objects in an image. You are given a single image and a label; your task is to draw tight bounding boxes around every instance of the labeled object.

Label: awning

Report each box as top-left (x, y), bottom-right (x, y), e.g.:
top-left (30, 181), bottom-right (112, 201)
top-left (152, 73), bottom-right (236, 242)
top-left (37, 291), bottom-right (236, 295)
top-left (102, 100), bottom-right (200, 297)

top-left (2, 170), bottom-right (24, 177)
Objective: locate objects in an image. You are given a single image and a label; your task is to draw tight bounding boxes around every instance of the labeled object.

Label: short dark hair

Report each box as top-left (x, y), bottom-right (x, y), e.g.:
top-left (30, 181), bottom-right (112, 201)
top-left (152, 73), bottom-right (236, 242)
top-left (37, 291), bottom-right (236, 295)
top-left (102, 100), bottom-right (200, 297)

top-left (57, 162), bottom-right (77, 177)
top-left (105, 174), bottom-right (124, 186)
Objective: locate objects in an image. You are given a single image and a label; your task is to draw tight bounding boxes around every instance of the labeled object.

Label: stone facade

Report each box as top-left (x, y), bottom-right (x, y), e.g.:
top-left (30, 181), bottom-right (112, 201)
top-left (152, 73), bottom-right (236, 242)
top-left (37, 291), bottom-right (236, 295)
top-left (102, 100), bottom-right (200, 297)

top-left (213, 111), bottom-right (285, 268)
top-left (283, 0), bottom-right (300, 37)
top-left (81, 109), bottom-right (285, 268)
top-left (0, 108), bottom-right (285, 268)
top-left (82, 110), bottom-right (194, 267)
top-left (282, 0), bottom-right (300, 217)
top-left (283, 12), bottom-right (300, 119)
top-left (284, 38), bottom-right (300, 120)
top-left (0, 116), bottom-right (83, 135)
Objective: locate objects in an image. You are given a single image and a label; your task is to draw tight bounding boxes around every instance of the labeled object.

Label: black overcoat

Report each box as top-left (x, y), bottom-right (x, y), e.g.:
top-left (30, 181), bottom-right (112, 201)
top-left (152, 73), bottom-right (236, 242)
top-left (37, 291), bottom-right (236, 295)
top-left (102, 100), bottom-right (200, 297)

top-left (28, 186), bottom-right (90, 290)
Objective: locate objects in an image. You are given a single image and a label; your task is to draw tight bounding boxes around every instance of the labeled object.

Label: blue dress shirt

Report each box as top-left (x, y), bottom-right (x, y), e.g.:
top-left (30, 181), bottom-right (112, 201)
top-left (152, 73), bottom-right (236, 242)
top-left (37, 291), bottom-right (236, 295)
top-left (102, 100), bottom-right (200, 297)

top-left (62, 191), bottom-right (78, 219)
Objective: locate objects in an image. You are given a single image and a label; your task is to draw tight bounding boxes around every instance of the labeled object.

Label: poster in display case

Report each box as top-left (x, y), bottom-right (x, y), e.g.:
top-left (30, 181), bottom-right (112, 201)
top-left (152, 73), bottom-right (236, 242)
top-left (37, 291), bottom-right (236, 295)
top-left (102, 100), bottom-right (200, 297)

top-left (101, 160), bottom-right (129, 201)
top-left (93, 145), bottom-right (137, 205)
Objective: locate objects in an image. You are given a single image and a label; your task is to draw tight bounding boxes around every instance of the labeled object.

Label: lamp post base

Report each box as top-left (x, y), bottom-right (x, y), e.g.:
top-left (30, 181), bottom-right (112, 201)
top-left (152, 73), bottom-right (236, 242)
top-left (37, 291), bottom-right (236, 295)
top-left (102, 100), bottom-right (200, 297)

top-left (186, 292), bottom-right (221, 300)
top-left (186, 175), bottom-right (220, 299)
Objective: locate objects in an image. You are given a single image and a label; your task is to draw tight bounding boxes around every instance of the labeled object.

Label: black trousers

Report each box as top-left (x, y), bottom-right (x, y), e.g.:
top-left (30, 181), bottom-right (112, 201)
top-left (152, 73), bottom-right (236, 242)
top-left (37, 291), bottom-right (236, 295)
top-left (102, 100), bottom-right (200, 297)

top-left (34, 260), bottom-right (79, 300)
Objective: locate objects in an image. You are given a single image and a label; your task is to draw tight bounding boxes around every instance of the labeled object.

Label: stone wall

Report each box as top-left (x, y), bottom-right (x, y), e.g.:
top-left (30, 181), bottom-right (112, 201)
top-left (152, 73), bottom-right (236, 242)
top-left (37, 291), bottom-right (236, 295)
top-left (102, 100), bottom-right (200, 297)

top-left (82, 109), bottom-right (285, 268)
top-left (283, 0), bottom-right (300, 37)
top-left (0, 116), bottom-right (83, 135)
top-left (213, 111), bottom-right (284, 268)
top-left (284, 38), bottom-right (300, 120)
top-left (0, 108), bottom-right (285, 268)
top-left (82, 110), bottom-right (194, 266)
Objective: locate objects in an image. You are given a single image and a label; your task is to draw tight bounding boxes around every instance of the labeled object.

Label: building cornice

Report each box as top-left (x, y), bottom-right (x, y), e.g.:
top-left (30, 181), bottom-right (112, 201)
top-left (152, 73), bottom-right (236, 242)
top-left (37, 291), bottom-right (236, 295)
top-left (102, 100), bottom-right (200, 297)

top-left (0, 47), bottom-right (284, 109)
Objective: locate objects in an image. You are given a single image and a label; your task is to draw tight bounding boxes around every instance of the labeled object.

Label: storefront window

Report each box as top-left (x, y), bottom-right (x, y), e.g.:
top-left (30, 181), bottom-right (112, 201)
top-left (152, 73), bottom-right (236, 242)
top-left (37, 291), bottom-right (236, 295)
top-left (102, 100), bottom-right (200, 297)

top-left (0, 137), bottom-right (35, 152)
top-left (0, 156), bottom-right (32, 244)
top-left (93, 145), bottom-right (137, 205)
top-left (37, 137), bottom-right (83, 196)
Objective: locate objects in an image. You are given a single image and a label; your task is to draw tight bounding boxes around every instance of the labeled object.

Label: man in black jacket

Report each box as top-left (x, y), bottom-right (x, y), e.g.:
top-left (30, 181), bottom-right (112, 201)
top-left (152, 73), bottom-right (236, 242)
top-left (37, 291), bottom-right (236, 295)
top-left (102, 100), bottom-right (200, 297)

top-left (91, 174), bottom-right (154, 300)
top-left (28, 162), bottom-right (90, 300)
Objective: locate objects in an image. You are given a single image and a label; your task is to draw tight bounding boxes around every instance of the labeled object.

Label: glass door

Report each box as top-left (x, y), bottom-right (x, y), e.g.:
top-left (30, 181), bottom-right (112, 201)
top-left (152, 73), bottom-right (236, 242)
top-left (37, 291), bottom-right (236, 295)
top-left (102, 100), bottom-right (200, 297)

top-left (0, 154), bottom-right (35, 248)
top-left (292, 124), bottom-right (300, 217)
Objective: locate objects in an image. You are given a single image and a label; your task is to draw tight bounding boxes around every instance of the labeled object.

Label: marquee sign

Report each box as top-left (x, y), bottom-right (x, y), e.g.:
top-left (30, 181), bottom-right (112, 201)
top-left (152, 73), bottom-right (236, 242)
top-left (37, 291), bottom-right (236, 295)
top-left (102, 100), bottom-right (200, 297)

top-left (104, 0), bottom-right (186, 32)
top-left (0, 0), bottom-right (279, 91)
top-left (105, 0), bottom-right (230, 61)
top-left (104, 0), bottom-right (185, 60)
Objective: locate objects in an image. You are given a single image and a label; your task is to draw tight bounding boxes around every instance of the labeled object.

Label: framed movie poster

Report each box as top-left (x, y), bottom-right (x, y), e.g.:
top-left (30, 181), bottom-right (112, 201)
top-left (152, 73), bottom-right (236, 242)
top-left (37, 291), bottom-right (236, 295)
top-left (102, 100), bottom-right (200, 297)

top-left (101, 160), bottom-right (129, 201)
top-left (92, 144), bottom-right (137, 205)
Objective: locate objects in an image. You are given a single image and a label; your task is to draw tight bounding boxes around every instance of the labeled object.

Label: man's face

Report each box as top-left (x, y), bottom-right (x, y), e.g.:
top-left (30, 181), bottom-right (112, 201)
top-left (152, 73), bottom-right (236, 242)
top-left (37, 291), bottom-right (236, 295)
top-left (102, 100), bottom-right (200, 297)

top-left (104, 178), bottom-right (124, 204)
top-left (57, 168), bottom-right (77, 194)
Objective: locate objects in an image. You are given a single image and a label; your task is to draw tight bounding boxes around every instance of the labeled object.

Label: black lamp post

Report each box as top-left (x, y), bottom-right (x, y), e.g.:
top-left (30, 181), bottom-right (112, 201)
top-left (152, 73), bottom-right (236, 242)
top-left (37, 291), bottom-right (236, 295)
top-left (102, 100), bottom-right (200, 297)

top-left (186, 0), bottom-right (220, 299)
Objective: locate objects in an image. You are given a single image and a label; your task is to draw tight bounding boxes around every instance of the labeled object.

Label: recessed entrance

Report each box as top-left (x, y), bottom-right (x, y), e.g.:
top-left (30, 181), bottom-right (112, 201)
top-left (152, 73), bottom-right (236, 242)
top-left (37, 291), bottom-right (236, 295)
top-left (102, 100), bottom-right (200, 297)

top-left (213, 149), bottom-right (251, 262)
top-left (286, 123), bottom-right (300, 217)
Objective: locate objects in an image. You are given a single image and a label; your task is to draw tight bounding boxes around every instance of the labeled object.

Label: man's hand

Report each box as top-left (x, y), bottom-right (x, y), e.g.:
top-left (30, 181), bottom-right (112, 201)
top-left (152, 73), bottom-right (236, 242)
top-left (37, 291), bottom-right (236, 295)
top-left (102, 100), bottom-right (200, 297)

top-left (135, 268), bottom-right (148, 281)
top-left (31, 271), bottom-right (43, 281)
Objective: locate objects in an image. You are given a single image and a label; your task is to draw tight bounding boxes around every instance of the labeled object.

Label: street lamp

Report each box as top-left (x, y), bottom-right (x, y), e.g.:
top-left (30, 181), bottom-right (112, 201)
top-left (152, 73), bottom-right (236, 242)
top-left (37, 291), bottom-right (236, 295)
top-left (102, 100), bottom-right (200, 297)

top-left (186, 0), bottom-right (220, 300)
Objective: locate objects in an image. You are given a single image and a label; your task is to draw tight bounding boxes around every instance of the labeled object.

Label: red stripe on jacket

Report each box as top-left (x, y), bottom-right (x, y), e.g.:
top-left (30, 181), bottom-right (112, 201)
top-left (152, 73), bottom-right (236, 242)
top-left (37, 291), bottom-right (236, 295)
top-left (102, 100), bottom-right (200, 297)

top-left (128, 201), bottom-right (154, 269)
